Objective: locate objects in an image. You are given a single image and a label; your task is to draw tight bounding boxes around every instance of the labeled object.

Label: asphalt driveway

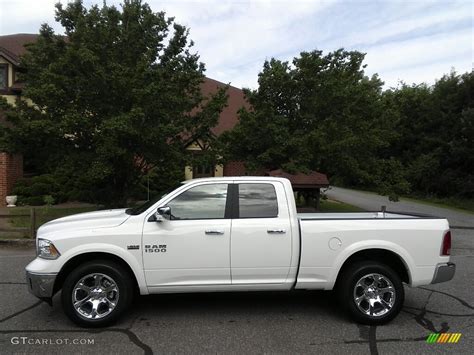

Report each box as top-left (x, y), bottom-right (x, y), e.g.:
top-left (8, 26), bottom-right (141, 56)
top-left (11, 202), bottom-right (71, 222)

top-left (326, 187), bottom-right (474, 228)
top-left (0, 229), bottom-right (473, 355)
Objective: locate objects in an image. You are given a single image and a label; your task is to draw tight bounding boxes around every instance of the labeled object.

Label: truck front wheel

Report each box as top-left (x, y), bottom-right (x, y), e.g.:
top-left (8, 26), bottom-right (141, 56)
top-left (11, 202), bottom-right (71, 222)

top-left (337, 261), bottom-right (404, 325)
top-left (61, 260), bottom-right (134, 327)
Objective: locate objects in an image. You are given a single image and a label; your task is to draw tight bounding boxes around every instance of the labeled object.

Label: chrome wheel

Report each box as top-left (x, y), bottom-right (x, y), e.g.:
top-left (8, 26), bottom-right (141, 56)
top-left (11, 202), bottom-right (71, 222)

top-left (72, 273), bottom-right (119, 320)
top-left (353, 273), bottom-right (395, 317)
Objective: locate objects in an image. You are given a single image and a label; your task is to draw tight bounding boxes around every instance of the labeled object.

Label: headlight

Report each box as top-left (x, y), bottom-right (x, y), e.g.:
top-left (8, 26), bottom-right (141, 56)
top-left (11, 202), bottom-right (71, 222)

top-left (37, 239), bottom-right (61, 259)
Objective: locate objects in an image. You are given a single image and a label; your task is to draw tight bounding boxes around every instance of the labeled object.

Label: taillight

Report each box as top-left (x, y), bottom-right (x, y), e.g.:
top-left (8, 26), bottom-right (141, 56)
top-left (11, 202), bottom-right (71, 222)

top-left (441, 231), bottom-right (451, 256)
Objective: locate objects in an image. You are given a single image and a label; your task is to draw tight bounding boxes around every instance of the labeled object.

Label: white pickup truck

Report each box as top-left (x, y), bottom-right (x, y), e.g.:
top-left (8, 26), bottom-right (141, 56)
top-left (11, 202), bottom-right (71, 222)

top-left (25, 177), bottom-right (455, 327)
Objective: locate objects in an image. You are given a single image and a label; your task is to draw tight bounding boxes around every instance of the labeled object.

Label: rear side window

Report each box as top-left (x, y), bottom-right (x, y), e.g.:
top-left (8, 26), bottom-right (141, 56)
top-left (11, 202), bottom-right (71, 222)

top-left (238, 183), bottom-right (278, 218)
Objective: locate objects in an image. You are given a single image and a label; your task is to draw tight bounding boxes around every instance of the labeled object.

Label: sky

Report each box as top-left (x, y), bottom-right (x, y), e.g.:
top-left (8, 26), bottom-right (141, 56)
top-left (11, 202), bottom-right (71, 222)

top-left (0, 0), bottom-right (472, 89)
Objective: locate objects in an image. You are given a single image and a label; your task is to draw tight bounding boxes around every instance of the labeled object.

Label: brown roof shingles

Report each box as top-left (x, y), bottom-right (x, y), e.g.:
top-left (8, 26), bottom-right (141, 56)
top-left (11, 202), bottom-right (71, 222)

top-left (269, 169), bottom-right (329, 187)
top-left (0, 34), bottom-right (38, 64)
top-left (200, 77), bottom-right (249, 135)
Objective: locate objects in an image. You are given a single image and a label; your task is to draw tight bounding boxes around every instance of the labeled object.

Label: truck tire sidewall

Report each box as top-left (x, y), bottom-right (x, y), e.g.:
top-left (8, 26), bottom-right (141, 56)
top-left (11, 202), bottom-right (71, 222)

top-left (339, 262), bottom-right (404, 325)
top-left (62, 261), bottom-right (133, 327)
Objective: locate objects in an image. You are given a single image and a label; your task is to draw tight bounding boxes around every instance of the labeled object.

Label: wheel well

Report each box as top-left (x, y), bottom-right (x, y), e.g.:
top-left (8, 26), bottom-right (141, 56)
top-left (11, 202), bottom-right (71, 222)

top-left (53, 252), bottom-right (139, 294)
top-left (336, 249), bottom-right (410, 286)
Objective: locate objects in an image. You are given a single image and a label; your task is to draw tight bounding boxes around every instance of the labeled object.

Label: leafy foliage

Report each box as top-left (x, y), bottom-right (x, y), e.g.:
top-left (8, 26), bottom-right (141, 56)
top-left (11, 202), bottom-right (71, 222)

top-left (383, 71), bottom-right (474, 198)
top-left (1, 0), bottom-right (227, 206)
top-left (221, 50), bottom-right (408, 199)
top-left (222, 51), bottom-right (473, 200)
top-left (12, 175), bottom-right (64, 206)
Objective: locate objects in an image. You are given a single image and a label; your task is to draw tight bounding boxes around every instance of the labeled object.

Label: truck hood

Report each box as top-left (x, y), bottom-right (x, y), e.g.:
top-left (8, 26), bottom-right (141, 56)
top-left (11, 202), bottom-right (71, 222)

top-left (38, 209), bottom-right (131, 236)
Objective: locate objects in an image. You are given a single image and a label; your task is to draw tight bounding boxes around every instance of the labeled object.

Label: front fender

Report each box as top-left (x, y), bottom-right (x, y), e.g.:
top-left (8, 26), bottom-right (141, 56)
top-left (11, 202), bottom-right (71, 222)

top-left (26, 243), bottom-right (148, 295)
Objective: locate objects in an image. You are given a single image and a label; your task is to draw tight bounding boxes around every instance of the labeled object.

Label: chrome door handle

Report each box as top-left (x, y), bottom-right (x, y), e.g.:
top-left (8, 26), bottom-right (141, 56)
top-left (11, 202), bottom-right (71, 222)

top-left (267, 229), bottom-right (286, 234)
top-left (205, 230), bottom-right (225, 235)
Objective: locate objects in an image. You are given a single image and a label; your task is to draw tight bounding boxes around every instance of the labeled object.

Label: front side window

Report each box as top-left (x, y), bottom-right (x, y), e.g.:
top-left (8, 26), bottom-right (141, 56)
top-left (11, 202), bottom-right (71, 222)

top-left (167, 183), bottom-right (228, 220)
top-left (0, 65), bottom-right (8, 90)
top-left (238, 183), bottom-right (278, 218)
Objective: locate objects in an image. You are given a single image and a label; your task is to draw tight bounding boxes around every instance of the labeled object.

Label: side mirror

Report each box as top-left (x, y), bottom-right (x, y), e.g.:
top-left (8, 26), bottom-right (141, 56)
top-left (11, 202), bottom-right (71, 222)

top-left (155, 206), bottom-right (171, 222)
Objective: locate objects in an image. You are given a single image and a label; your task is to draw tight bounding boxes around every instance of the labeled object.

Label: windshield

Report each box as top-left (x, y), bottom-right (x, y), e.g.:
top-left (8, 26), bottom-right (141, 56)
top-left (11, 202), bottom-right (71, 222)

top-left (125, 182), bottom-right (184, 215)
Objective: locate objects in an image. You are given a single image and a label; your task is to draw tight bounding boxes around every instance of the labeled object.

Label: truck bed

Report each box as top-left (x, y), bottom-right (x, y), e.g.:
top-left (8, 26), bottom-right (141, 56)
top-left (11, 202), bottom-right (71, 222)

top-left (295, 210), bottom-right (449, 290)
top-left (298, 211), bottom-right (441, 220)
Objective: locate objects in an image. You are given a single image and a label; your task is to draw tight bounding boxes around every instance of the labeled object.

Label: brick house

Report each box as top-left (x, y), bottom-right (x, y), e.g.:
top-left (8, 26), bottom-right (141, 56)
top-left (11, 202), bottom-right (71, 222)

top-left (0, 33), bottom-right (328, 205)
top-left (0, 34), bottom-right (34, 204)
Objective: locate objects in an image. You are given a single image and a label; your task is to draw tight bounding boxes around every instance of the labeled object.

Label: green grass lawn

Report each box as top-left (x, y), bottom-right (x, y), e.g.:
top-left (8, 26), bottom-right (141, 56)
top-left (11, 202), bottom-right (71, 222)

top-left (334, 185), bottom-right (474, 214)
top-left (400, 196), bottom-right (474, 214)
top-left (9, 206), bottom-right (99, 229)
top-left (318, 199), bottom-right (364, 212)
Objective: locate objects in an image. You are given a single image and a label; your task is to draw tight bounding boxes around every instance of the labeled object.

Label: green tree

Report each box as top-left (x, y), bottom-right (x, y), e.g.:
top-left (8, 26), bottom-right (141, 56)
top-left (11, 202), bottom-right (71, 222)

top-left (383, 71), bottom-right (474, 198)
top-left (1, 0), bottom-right (227, 205)
top-left (222, 49), bottom-right (409, 199)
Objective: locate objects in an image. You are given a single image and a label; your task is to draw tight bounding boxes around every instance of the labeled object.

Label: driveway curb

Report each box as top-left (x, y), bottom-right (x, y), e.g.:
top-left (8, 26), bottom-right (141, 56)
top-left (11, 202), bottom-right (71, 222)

top-left (0, 239), bottom-right (35, 247)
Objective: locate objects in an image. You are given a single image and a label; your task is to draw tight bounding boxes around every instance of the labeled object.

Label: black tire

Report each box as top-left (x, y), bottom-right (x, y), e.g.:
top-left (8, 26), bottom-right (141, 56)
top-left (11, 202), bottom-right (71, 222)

top-left (337, 261), bottom-right (404, 325)
top-left (61, 260), bottom-right (134, 327)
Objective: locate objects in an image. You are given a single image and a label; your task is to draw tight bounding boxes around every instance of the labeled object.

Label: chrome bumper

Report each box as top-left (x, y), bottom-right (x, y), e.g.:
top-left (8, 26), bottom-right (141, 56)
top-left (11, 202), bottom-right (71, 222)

top-left (26, 271), bottom-right (57, 299)
top-left (431, 262), bottom-right (456, 284)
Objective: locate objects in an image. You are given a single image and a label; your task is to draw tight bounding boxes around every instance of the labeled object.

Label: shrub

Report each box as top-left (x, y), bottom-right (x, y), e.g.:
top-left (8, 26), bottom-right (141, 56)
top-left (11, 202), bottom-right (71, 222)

top-left (12, 174), bottom-right (64, 206)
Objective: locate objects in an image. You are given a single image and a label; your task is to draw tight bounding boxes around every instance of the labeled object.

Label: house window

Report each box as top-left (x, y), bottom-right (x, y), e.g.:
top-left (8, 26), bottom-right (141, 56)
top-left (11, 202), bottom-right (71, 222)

top-left (0, 64), bottom-right (8, 90)
top-left (193, 165), bottom-right (214, 178)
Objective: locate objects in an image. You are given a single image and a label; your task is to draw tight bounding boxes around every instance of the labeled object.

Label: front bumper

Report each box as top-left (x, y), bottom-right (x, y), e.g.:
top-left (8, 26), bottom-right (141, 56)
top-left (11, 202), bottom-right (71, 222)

top-left (26, 270), bottom-right (57, 299)
top-left (431, 262), bottom-right (456, 284)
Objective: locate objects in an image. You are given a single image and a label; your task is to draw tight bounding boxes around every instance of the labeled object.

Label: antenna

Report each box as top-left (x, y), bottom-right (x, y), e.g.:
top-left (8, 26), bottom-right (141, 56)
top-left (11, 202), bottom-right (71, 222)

top-left (147, 175), bottom-right (150, 201)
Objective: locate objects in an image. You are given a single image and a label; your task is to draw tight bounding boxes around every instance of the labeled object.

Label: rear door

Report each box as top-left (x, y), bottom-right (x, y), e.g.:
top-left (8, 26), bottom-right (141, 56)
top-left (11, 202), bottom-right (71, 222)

top-left (143, 182), bottom-right (232, 287)
top-left (230, 182), bottom-right (293, 284)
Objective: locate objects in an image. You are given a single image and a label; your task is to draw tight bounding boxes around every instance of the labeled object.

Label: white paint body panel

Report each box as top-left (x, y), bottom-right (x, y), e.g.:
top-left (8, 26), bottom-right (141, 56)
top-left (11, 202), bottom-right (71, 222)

top-left (25, 177), bottom-right (451, 296)
top-left (230, 180), bottom-right (294, 285)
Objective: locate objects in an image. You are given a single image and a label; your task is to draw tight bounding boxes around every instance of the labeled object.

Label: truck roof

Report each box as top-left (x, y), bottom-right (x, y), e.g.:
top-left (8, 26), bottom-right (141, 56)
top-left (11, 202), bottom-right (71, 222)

top-left (184, 176), bottom-right (290, 184)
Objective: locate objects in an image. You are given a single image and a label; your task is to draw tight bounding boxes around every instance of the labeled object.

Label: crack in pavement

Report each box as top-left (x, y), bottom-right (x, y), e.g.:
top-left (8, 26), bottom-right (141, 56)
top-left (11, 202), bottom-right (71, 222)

top-left (419, 287), bottom-right (474, 310)
top-left (357, 324), bottom-right (379, 355)
top-left (403, 306), bottom-right (474, 318)
top-left (359, 286), bottom-right (474, 351)
top-left (0, 302), bottom-right (153, 354)
top-left (369, 325), bottom-right (378, 355)
top-left (0, 301), bottom-right (42, 323)
top-left (400, 286), bottom-right (474, 346)
top-left (412, 291), bottom-right (449, 334)
top-left (1, 281), bottom-right (472, 354)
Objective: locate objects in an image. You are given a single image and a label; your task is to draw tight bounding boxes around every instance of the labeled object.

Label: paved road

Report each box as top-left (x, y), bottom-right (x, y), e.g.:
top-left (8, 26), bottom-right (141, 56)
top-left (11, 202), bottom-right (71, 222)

top-left (326, 187), bottom-right (474, 227)
top-left (0, 239), bottom-right (473, 354)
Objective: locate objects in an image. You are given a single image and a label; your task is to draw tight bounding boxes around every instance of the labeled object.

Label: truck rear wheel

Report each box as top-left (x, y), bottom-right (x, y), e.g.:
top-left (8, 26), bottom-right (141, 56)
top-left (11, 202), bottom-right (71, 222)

top-left (61, 260), bottom-right (134, 327)
top-left (337, 261), bottom-right (404, 325)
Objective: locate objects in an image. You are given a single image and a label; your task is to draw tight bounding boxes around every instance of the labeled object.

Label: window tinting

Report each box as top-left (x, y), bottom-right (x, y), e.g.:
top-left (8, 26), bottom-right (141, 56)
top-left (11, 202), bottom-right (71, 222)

top-left (238, 184), bottom-right (278, 218)
top-left (167, 184), bottom-right (228, 220)
top-left (0, 65), bottom-right (7, 89)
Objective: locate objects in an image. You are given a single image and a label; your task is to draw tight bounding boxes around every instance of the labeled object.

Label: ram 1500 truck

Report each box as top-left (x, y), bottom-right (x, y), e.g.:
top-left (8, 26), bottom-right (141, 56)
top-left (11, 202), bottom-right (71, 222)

top-left (25, 177), bottom-right (455, 327)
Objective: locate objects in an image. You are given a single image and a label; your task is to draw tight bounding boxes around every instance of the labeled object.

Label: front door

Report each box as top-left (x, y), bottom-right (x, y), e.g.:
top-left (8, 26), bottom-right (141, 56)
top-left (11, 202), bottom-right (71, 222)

top-left (143, 183), bottom-right (231, 287)
top-left (230, 182), bottom-right (293, 284)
